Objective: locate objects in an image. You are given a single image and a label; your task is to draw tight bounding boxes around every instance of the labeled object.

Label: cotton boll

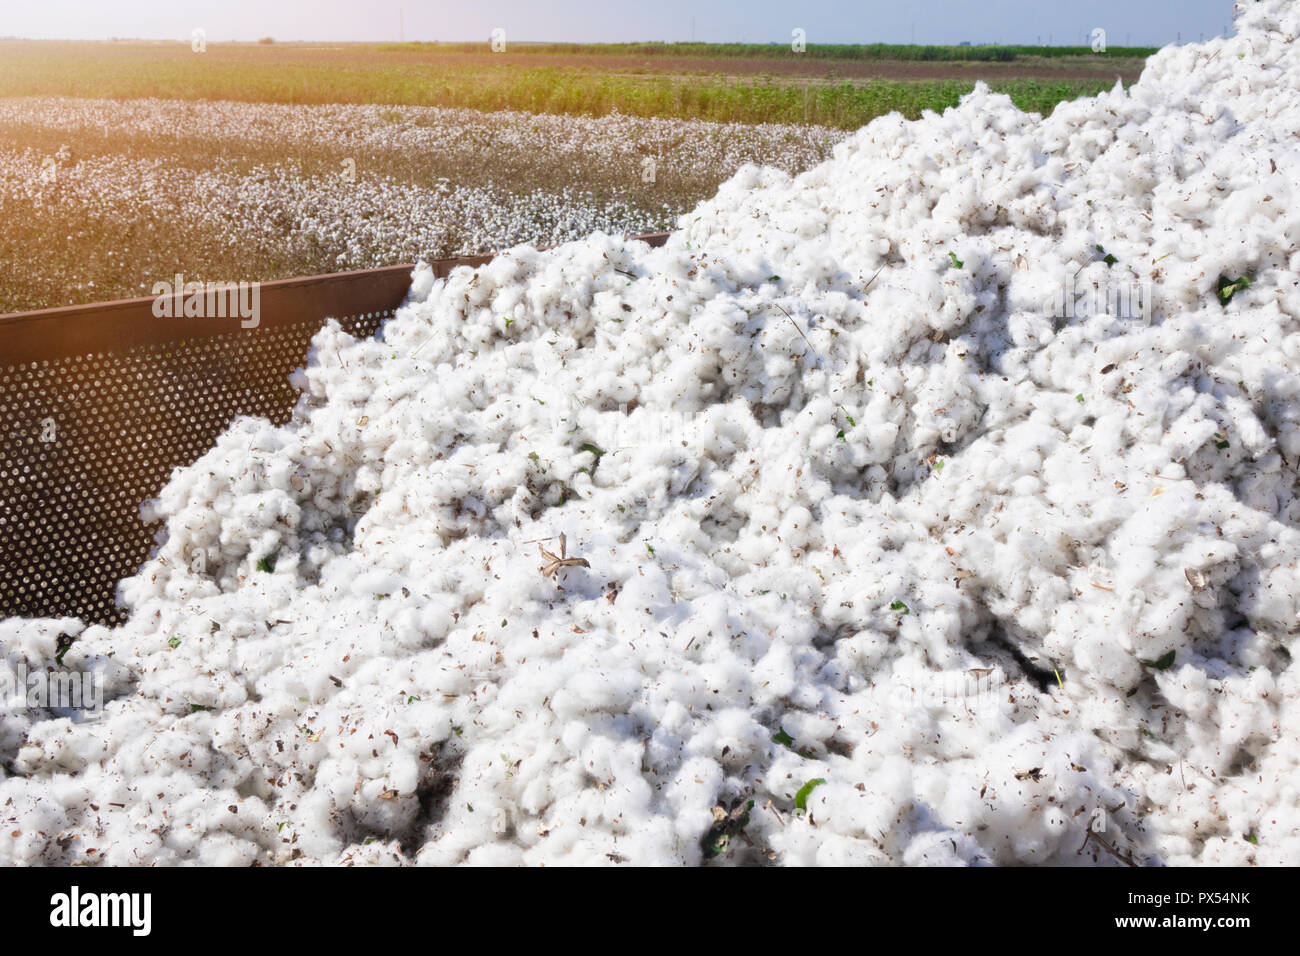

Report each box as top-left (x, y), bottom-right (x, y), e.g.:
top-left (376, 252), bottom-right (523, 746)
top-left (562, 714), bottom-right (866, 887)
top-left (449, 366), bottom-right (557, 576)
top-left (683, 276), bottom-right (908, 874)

top-left (465, 842), bottom-right (524, 866)
top-left (903, 830), bottom-right (979, 866)
top-left (665, 756), bottom-right (723, 846)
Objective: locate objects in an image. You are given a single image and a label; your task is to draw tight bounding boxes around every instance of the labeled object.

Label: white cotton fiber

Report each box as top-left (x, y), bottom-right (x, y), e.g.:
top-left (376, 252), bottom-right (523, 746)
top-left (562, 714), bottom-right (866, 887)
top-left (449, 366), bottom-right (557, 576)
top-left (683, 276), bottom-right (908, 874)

top-left (4, 0), bottom-right (1300, 866)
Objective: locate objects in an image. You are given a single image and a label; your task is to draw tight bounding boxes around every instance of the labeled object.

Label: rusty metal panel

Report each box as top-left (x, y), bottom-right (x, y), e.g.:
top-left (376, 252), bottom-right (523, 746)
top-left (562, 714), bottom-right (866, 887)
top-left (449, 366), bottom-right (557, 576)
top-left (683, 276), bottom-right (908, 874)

top-left (0, 233), bottom-right (671, 623)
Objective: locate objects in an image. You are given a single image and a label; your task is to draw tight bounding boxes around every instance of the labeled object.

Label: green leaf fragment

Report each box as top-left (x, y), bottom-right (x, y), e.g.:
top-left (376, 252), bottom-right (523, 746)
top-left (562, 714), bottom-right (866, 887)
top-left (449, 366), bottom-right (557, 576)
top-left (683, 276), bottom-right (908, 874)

top-left (1217, 275), bottom-right (1252, 304)
top-left (772, 727), bottom-right (794, 748)
top-left (889, 600), bottom-right (910, 614)
top-left (947, 252), bottom-right (963, 269)
top-left (794, 778), bottom-right (827, 811)
top-left (1139, 649), bottom-right (1176, 670)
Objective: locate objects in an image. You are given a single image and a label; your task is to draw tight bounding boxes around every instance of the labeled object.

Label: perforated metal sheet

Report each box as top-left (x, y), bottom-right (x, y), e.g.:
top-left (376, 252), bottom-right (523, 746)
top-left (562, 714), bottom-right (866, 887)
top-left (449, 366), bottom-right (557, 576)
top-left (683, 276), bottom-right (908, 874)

top-left (1, 308), bottom-right (393, 624)
top-left (0, 234), bottom-right (670, 624)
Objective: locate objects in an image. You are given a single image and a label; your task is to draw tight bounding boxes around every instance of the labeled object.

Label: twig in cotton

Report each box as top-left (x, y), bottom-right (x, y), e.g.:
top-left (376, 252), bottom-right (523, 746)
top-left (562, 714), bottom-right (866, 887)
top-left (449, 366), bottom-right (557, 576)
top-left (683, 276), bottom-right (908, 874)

top-left (538, 533), bottom-right (590, 578)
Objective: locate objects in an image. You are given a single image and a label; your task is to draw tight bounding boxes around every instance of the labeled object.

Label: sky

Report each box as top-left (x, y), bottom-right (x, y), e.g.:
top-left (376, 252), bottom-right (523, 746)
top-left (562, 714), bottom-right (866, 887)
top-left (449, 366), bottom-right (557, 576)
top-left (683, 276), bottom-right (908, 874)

top-left (0, 0), bottom-right (1239, 46)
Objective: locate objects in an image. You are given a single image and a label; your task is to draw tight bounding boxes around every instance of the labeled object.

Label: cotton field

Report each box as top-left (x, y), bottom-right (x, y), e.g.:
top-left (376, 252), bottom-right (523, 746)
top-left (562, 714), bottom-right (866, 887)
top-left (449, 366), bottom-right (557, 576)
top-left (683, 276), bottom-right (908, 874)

top-left (0, 148), bottom-right (675, 269)
top-left (0, 99), bottom-right (845, 308)
top-left (0, 97), bottom-right (845, 190)
top-left (4, 1), bottom-right (1300, 868)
